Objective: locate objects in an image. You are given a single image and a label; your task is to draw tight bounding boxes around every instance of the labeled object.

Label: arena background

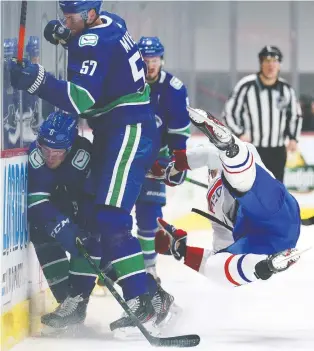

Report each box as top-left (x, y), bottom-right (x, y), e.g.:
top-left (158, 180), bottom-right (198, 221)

top-left (1, 2), bottom-right (314, 350)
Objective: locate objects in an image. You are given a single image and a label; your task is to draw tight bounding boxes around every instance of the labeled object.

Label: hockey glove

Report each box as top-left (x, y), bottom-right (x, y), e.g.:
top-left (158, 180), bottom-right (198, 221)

top-left (147, 157), bottom-right (187, 187)
top-left (46, 215), bottom-right (90, 257)
top-left (164, 161), bottom-right (187, 187)
top-left (10, 58), bottom-right (46, 95)
top-left (44, 20), bottom-right (71, 46)
top-left (155, 217), bottom-right (187, 261)
top-left (147, 157), bottom-right (170, 180)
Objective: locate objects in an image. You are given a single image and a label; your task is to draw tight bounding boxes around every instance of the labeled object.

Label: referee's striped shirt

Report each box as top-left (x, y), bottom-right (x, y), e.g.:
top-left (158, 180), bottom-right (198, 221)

top-left (222, 74), bottom-right (303, 148)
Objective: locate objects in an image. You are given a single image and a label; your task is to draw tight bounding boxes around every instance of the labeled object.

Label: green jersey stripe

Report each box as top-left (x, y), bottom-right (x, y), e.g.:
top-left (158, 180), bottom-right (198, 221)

top-left (112, 252), bottom-right (145, 281)
top-left (105, 124), bottom-right (141, 207)
top-left (80, 84), bottom-right (150, 118)
top-left (68, 82), bottom-right (95, 114)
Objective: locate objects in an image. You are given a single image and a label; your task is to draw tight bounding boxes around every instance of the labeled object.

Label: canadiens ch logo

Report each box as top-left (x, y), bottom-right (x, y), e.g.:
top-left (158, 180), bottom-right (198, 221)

top-left (207, 178), bottom-right (223, 214)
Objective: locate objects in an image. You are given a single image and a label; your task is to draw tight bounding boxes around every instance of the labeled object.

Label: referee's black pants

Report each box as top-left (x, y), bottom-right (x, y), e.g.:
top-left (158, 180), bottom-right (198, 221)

top-left (255, 146), bottom-right (287, 183)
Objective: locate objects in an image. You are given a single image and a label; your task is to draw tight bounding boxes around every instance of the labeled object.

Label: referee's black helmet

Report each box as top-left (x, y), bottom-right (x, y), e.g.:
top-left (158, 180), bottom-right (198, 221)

top-left (258, 45), bottom-right (283, 63)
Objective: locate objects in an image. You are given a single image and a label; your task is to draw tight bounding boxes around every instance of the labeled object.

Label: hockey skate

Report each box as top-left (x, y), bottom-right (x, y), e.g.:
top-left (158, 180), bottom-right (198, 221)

top-left (110, 285), bottom-right (178, 338)
top-left (255, 248), bottom-right (300, 280)
top-left (152, 284), bottom-right (181, 333)
top-left (110, 293), bottom-right (158, 338)
top-left (41, 295), bottom-right (88, 336)
top-left (187, 106), bottom-right (239, 157)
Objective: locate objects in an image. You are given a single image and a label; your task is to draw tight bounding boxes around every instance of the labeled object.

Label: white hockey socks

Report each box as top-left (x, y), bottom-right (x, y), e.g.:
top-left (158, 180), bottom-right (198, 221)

top-left (219, 137), bottom-right (256, 193)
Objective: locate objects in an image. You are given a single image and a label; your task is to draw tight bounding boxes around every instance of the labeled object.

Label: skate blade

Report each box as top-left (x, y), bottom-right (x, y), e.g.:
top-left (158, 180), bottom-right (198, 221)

top-left (187, 106), bottom-right (207, 125)
top-left (112, 319), bottom-right (160, 340)
top-left (156, 303), bottom-right (183, 335)
top-left (40, 322), bottom-right (84, 338)
top-left (40, 325), bottom-right (68, 337)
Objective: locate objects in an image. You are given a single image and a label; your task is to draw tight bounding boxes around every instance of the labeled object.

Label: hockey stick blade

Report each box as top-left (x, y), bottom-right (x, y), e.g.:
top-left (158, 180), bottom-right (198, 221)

top-left (301, 216), bottom-right (314, 226)
top-left (76, 238), bottom-right (200, 348)
top-left (150, 334), bottom-right (200, 348)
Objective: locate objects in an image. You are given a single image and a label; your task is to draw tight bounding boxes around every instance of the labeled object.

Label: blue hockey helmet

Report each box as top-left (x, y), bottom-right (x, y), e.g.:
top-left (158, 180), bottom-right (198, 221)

top-left (4, 38), bottom-right (17, 57)
top-left (59, 1), bottom-right (102, 20)
top-left (37, 111), bottom-right (78, 151)
top-left (138, 37), bottom-right (164, 57)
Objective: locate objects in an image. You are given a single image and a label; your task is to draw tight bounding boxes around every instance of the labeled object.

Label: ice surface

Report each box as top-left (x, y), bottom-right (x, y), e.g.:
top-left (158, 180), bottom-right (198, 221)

top-left (13, 222), bottom-right (314, 351)
top-left (12, 180), bottom-right (314, 351)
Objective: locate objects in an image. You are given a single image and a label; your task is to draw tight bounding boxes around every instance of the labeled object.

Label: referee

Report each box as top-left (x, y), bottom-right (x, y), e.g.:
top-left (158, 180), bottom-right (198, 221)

top-left (222, 46), bottom-right (302, 182)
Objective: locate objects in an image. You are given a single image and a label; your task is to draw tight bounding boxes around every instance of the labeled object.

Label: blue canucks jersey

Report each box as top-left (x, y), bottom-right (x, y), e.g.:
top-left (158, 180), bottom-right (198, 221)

top-left (100, 10), bottom-right (127, 30)
top-left (150, 70), bottom-right (190, 156)
top-left (38, 14), bottom-right (151, 126)
top-left (28, 136), bottom-right (93, 230)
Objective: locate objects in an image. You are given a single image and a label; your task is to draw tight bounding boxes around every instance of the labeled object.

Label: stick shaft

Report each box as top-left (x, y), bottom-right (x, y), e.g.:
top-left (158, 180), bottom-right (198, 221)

top-left (17, 1), bottom-right (27, 62)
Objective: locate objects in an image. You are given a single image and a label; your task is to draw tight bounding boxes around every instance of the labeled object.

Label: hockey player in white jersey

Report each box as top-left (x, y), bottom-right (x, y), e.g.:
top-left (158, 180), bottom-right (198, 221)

top-left (153, 107), bottom-right (301, 287)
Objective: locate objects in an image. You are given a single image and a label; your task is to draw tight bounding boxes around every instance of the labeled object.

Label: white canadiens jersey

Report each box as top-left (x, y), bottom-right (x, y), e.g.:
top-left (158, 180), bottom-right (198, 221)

top-left (186, 141), bottom-right (272, 252)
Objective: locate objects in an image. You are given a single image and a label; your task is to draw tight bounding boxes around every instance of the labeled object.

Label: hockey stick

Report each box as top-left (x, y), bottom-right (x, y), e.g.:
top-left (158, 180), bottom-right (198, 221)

top-left (191, 208), bottom-right (233, 231)
top-left (185, 177), bottom-right (208, 189)
top-left (301, 216), bottom-right (314, 226)
top-left (76, 238), bottom-right (200, 348)
top-left (17, 1), bottom-right (28, 63)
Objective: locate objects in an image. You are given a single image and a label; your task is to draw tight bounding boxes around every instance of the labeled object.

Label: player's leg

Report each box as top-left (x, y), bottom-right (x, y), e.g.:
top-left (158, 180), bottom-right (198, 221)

top-left (189, 107), bottom-right (301, 252)
top-left (135, 184), bottom-right (166, 281)
top-left (155, 218), bottom-right (300, 287)
top-left (91, 120), bottom-right (167, 331)
top-left (134, 183), bottom-right (179, 329)
top-left (30, 225), bottom-right (69, 303)
top-left (40, 236), bottom-right (102, 332)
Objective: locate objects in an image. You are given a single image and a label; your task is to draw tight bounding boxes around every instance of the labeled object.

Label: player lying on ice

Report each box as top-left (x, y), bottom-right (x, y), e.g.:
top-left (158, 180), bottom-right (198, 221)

top-left (152, 107), bottom-right (302, 287)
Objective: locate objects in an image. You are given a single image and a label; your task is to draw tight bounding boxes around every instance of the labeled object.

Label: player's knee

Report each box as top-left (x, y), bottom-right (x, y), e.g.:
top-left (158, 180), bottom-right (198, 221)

top-left (96, 205), bottom-right (133, 235)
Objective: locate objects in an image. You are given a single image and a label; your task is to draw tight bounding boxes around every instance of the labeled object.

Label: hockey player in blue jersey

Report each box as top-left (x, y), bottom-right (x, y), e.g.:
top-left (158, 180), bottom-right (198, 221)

top-left (153, 107), bottom-right (301, 287)
top-left (135, 37), bottom-right (190, 280)
top-left (28, 111), bottom-right (103, 333)
top-left (11, 0), bottom-right (171, 331)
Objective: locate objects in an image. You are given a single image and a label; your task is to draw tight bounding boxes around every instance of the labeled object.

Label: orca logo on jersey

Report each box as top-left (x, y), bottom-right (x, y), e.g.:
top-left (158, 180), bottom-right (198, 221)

top-left (72, 149), bottom-right (90, 170)
top-left (29, 149), bottom-right (45, 169)
top-left (79, 34), bottom-right (99, 47)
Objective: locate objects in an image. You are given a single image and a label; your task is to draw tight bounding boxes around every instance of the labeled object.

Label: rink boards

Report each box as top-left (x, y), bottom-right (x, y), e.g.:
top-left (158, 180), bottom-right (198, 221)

top-left (0, 153), bottom-right (57, 351)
